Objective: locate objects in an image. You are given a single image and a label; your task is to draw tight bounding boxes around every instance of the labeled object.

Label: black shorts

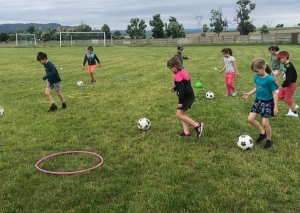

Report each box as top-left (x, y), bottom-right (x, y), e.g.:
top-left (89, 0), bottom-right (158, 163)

top-left (177, 99), bottom-right (194, 111)
top-left (250, 99), bottom-right (274, 118)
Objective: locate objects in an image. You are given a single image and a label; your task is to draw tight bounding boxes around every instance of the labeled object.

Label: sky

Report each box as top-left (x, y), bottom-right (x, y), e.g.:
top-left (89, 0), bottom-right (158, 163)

top-left (0, 0), bottom-right (300, 31)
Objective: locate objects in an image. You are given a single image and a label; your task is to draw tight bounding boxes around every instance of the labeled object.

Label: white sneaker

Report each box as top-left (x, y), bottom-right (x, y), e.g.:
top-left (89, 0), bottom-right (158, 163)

top-left (232, 91), bottom-right (237, 97)
top-left (285, 111), bottom-right (298, 117)
top-left (288, 104), bottom-right (299, 114)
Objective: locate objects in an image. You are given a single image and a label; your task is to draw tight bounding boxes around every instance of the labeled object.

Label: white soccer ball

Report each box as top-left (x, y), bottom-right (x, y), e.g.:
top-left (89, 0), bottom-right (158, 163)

top-left (77, 81), bottom-right (84, 86)
top-left (237, 135), bottom-right (253, 150)
top-left (206, 91), bottom-right (214, 99)
top-left (0, 107), bottom-right (4, 116)
top-left (138, 118), bottom-right (151, 130)
top-left (214, 67), bottom-right (217, 70)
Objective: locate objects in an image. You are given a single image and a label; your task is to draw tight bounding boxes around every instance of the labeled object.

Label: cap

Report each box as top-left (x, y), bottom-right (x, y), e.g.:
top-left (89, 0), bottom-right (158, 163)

top-left (274, 51), bottom-right (289, 60)
top-left (177, 45), bottom-right (184, 50)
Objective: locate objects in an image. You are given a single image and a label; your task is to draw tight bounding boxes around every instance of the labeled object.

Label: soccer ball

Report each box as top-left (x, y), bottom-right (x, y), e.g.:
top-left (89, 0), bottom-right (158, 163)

top-left (237, 135), bottom-right (253, 150)
top-left (138, 118), bottom-right (151, 130)
top-left (0, 107), bottom-right (4, 116)
top-left (77, 81), bottom-right (84, 86)
top-left (206, 91), bottom-right (214, 99)
top-left (214, 67), bottom-right (217, 70)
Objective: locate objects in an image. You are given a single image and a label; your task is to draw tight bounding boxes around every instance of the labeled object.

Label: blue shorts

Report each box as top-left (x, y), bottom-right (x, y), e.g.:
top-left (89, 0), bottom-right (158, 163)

top-left (250, 99), bottom-right (274, 118)
top-left (177, 99), bottom-right (194, 111)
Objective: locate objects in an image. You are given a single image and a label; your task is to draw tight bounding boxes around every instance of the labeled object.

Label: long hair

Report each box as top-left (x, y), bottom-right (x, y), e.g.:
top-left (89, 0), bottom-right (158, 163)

top-left (167, 56), bottom-right (183, 71)
top-left (222, 48), bottom-right (233, 56)
top-left (251, 58), bottom-right (272, 74)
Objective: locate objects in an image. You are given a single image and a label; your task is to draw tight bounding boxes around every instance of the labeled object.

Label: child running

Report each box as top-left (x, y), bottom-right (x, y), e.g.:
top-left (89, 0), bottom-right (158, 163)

top-left (242, 58), bottom-right (278, 149)
top-left (167, 56), bottom-right (203, 138)
top-left (174, 45), bottom-right (190, 69)
top-left (220, 48), bottom-right (239, 97)
top-left (275, 51), bottom-right (298, 117)
top-left (37, 52), bottom-right (67, 112)
top-left (82, 46), bottom-right (100, 84)
top-left (268, 45), bottom-right (281, 85)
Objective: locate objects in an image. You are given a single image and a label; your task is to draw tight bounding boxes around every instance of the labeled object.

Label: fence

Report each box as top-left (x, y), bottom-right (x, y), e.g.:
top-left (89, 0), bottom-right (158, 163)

top-left (1, 32), bottom-right (299, 47)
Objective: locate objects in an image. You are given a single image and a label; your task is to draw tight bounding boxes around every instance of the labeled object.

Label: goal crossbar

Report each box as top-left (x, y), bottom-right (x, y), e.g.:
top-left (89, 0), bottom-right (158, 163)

top-left (16, 33), bottom-right (36, 46)
top-left (59, 32), bottom-right (106, 47)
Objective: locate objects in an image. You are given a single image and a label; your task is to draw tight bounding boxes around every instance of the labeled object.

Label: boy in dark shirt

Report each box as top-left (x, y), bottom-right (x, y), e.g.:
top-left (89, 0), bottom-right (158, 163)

top-left (275, 51), bottom-right (298, 117)
top-left (37, 52), bottom-right (67, 112)
top-left (82, 46), bottom-right (101, 84)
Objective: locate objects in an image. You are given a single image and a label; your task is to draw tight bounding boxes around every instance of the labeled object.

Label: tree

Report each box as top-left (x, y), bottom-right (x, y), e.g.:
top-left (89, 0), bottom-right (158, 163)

top-left (101, 24), bottom-right (111, 39)
top-left (260, 24), bottom-right (269, 34)
top-left (27, 26), bottom-right (36, 34)
top-left (42, 27), bottom-right (57, 41)
top-left (149, 14), bottom-right (165, 38)
top-left (275, 24), bottom-right (284, 28)
top-left (113, 31), bottom-right (122, 39)
top-left (201, 24), bottom-right (209, 36)
top-left (233, 0), bottom-right (256, 35)
top-left (126, 18), bottom-right (147, 39)
top-left (0, 33), bottom-right (9, 42)
top-left (165, 16), bottom-right (186, 38)
top-left (75, 22), bottom-right (92, 32)
top-left (209, 7), bottom-right (228, 36)
top-left (298, 23), bottom-right (300, 27)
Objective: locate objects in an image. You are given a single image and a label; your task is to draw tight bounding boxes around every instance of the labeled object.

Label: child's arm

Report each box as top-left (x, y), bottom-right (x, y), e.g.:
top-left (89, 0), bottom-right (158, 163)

top-left (42, 63), bottom-right (56, 80)
top-left (220, 65), bottom-right (226, 73)
top-left (82, 55), bottom-right (87, 70)
top-left (95, 55), bottom-right (101, 67)
top-left (242, 88), bottom-right (256, 100)
top-left (233, 61), bottom-right (239, 76)
top-left (273, 90), bottom-right (278, 116)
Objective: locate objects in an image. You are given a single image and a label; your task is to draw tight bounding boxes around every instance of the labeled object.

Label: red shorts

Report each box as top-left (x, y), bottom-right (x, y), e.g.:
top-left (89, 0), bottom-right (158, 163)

top-left (88, 65), bottom-right (96, 73)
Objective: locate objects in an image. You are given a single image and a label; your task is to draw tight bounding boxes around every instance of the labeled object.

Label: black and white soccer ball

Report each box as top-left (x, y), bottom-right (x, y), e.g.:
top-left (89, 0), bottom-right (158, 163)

top-left (138, 118), bottom-right (151, 130)
top-left (237, 135), bottom-right (253, 150)
top-left (77, 81), bottom-right (84, 86)
top-left (0, 107), bottom-right (4, 116)
top-left (206, 91), bottom-right (214, 99)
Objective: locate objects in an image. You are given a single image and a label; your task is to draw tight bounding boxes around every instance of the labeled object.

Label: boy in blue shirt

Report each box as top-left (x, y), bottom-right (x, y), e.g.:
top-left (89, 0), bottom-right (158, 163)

top-left (37, 52), bottom-right (67, 112)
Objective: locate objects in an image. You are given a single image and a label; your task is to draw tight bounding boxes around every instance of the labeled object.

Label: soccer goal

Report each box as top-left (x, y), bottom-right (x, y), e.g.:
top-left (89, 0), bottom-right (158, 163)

top-left (16, 33), bottom-right (37, 46)
top-left (59, 32), bottom-right (106, 47)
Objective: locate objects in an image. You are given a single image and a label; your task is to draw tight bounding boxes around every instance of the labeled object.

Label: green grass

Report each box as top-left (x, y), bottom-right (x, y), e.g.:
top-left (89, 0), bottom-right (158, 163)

top-left (0, 45), bottom-right (300, 213)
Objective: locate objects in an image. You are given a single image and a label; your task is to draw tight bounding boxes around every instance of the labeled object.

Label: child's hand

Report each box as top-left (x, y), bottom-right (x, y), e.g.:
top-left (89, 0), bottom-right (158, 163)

top-left (219, 70), bottom-right (223, 74)
top-left (274, 106), bottom-right (278, 116)
top-left (169, 87), bottom-right (175, 92)
top-left (177, 104), bottom-right (182, 108)
top-left (242, 93), bottom-right (250, 100)
top-left (236, 72), bottom-right (240, 76)
top-left (82, 65), bottom-right (85, 70)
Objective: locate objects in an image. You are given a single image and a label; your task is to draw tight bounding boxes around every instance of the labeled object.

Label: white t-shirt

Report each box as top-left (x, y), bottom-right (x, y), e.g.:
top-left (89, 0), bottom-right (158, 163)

top-left (224, 56), bottom-right (236, 73)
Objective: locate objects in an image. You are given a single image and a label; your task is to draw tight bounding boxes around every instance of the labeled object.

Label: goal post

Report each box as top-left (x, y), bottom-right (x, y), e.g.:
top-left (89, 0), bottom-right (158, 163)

top-left (16, 33), bottom-right (37, 46)
top-left (59, 32), bottom-right (106, 47)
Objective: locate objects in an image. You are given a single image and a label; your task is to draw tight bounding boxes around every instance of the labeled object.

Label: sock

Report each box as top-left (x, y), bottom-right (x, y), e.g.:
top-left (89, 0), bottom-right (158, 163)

top-left (194, 122), bottom-right (200, 128)
top-left (184, 131), bottom-right (190, 135)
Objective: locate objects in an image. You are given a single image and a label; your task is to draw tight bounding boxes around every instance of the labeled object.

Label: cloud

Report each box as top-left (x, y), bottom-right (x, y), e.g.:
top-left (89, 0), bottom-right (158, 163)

top-left (0, 0), bottom-right (299, 30)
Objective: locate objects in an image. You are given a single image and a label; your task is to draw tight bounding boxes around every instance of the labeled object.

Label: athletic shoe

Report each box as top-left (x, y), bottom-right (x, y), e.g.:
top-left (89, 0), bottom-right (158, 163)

top-left (48, 104), bottom-right (58, 112)
top-left (232, 91), bottom-right (238, 97)
top-left (285, 111), bottom-right (298, 117)
top-left (91, 80), bottom-right (97, 84)
top-left (195, 123), bottom-right (203, 138)
top-left (256, 132), bottom-right (266, 144)
top-left (62, 102), bottom-right (67, 109)
top-left (224, 94), bottom-right (230, 97)
top-left (288, 104), bottom-right (299, 114)
top-left (264, 140), bottom-right (274, 149)
top-left (178, 132), bottom-right (191, 137)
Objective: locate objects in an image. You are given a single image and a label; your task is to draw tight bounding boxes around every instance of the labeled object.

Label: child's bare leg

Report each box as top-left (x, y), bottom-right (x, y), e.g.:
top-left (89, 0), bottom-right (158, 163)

top-left (56, 90), bottom-right (65, 103)
top-left (45, 88), bottom-right (55, 104)
top-left (262, 118), bottom-right (271, 140)
top-left (247, 113), bottom-right (264, 134)
top-left (90, 72), bottom-right (95, 81)
top-left (176, 110), bottom-right (197, 126)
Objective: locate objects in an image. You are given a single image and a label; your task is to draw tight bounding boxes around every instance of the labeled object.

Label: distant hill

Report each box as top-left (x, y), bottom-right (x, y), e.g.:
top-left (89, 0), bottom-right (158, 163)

top-left (0, 23), bottom-right (74, 33)
top-left (0, 23), bottom-right (206, 35)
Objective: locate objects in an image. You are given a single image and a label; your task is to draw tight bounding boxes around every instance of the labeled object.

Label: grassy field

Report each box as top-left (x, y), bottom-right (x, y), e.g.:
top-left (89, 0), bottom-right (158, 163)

top-left (0, 44), bottom-right (300, 213)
